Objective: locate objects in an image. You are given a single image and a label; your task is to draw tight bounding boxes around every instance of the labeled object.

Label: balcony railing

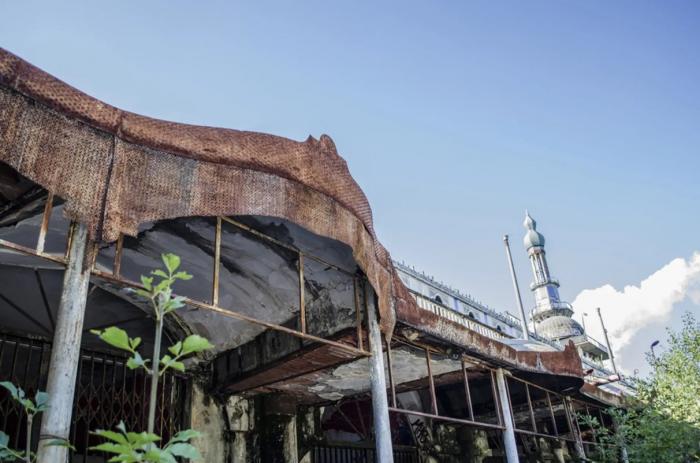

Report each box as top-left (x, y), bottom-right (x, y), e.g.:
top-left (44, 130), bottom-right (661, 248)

top-left (410, 291), bottom-right (507, 341)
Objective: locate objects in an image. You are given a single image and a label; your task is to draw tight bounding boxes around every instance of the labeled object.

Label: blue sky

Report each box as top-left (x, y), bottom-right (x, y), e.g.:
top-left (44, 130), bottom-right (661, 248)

top-left (2, 1), bottom-right (699, 375)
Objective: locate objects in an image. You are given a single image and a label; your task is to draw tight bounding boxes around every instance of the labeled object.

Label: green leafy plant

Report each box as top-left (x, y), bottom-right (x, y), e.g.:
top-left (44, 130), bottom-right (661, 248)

top-left (0, 382), bottom-right (49, 462)
top-left (582, 313), bottom-right (700, 463)
top-left (90, 253), bottom-right (213, 462)
top-left (91, 422), bottom-right (200, 463)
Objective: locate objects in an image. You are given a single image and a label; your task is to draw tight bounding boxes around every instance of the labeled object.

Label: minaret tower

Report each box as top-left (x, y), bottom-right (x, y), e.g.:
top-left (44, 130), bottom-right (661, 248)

top-left (523, 212), bottom-right (583, 341)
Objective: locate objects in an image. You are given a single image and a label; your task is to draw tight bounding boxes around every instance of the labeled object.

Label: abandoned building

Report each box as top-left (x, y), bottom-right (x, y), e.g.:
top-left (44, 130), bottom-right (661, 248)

top-left (0, 47), bottom-right (628, 462)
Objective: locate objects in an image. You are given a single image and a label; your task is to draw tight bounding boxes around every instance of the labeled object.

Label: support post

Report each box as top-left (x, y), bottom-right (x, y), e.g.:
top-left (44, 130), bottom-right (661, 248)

top-left (366, 285), bottom-right (394, 463)
top-left (596, 307), bottom-right (619, 377)
top-left (494, 369), bottom-right (520, 463)
top-left (503, 235), bottom-right (530, 340)
top-left (565, 397), bottom-right (586, 461)
top-left (37, 222), bottom-right (92, 463)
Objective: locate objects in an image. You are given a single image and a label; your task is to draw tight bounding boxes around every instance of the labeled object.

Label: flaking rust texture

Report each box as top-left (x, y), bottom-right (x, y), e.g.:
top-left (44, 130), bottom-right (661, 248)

top-left (396, 296), bottom-right (584, 379)
top-left (0, 47), bottom-right (593, 379)
top-left (0, 47), bottom-right (397, 335)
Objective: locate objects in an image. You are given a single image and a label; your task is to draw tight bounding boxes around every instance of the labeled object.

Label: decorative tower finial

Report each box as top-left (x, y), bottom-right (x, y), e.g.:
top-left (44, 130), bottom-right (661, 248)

top-left (523, 212), bottom-right (583, 341)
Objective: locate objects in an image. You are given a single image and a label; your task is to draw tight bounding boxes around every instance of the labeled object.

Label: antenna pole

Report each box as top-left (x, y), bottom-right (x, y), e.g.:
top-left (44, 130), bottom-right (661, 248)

top-left (596, 307), bottom-right (619, 376)
top-left (503, 235), bottom-right (529, 340)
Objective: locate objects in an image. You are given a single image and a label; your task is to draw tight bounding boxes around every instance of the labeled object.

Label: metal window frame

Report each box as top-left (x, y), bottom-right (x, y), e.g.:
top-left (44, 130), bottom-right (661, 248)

top-left (505, 374), bottom-right (579, 444)
top-left (0, 196), bottom-right (371, 359)
top-left (385, 339), bottom-right (505, 431)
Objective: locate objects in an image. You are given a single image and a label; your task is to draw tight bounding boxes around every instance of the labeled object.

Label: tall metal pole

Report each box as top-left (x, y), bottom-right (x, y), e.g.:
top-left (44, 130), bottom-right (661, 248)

top-left (495, 369), bottom-right (520, 463)
top-left (503, 235), bottom-right (530, 340)
top-left (37, 222), bottom-right (92, 463)
top-left (366, 284), bottom-right (394, 463)
top-left (596, 307), bottom-right (619, 377)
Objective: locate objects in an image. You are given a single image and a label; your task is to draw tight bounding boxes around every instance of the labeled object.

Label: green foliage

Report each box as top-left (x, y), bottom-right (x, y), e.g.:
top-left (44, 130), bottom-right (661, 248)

top-left (587, 313), bottom-right (700, 462)
top-left (91, 253), bottom-right (210, 462)
top-left (91, 421), bottom-right (201, 463)
top-left (0, 382), bottom-right (51, 462)
top-left (0, 382), bottom-right (49, 416)
top-left (161, 335), bottom-right (214, 375)
top-left (0, 431), bottom-right (24, 462)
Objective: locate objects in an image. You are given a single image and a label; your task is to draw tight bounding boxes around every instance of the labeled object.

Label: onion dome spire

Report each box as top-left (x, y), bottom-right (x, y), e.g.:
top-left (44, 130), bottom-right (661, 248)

top-left (523, 210), bottom-right (545, 250)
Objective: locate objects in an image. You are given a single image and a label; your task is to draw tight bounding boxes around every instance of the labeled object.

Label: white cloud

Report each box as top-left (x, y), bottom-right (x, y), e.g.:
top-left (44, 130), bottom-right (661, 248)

top-left (572, 252), bottom-right (700, 364)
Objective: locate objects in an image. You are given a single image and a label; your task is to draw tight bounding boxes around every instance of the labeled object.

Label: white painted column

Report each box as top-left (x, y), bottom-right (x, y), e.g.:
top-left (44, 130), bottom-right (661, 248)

top-left (37, 223), bottom-right (92, 463)
top-left (495, 368), bottom-right (520, 463)
top-left (366, 288), bottom-right (394, 463)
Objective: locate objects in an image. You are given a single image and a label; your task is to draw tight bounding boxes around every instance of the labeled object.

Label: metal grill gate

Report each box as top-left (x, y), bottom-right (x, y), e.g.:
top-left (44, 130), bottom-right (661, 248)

top-left (0, 332), bottom-right (188, 462)
top-left (311, 445), bottom-right (420, 463)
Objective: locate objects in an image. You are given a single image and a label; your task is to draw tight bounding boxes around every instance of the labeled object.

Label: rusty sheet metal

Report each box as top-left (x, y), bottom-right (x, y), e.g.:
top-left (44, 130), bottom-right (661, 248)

top-left (395, 297), bottom-right (584, 380)
top-left (222, 332), bottom-right (361, 395)
top-left (578, 382), bottom-right (627, 408)
top-left (0, 47), bottom-right (397, 334)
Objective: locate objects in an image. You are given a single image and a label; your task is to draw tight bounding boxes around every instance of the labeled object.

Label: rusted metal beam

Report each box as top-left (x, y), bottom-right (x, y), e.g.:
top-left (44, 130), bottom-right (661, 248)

top-left (35, 193), bottom-right (53, 254)
top-left (213, 217), bottom-right (221, 306)
top-left (91, 270), bottom-right (370, 357)
top-left (385, 338), bottom-right (397, 408)
top-left (353, 277), bottom-right (363, 351)
top-left (221, 216), bottom-right (357, 276)
top-left (387, 407), bottom-right (505, 431)
top-left (0, 239), bottom-right (65, 264)
top-left (113, 234), bottom-right (123, 277)
top-left (462, 358), bottom-right (475, 422)
top-left (425, 348), bottom-right (438, 415)
top-left (298, 253), bottom-right (306, 334)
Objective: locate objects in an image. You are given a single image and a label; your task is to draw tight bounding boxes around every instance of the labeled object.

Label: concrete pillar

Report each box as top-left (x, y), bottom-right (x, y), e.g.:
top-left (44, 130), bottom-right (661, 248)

top-left (191, 384), bottom-right (227, 463)
top-left (226, 395), bottom-right (253, 463)
top-left (36, 222), bottom-right (92, 463)
top-left (366, 289), bottom-right (394, 463)
top-left (263, 395), bottom-right (298, 463)
top-left (495, 369), bottom-right (520, 463)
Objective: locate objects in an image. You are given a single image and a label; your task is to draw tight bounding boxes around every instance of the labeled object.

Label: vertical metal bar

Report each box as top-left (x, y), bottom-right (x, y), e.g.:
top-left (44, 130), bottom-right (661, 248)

top-left (462, 358), bottom-right (474, 422)
top-left (298, 253), bottom-right (306, 333)
top-left (525, 383), bottom-right (537, 432)
top-left (36, 222), bottom-right (92, 463)
top-left (36, 193), bottom-right (54, 254)
top-left (113, 234), bottom-right (124, 277)
top-left (354, 278), bottom-right (363, 351)
top-left (425, 348), bottom-right (438, 415)
top-left (385, 338), bottom-right (397, 408)
top-left (64, 221), bottom-right (76, 262)
top-left (503, 235), bottom-right (529, 340)
top-left (89, 242), bottom-right (98, 270)
top-left (566, 398), bottom-right (586, 459)
top-left (490, 369), bottom-right (503, 427)
top-left (546, 392), bottom-right (558, 436)
top-left (596, 307), bottom-right (619, 377)
top-left (213, 217), bottom-right (222, 306)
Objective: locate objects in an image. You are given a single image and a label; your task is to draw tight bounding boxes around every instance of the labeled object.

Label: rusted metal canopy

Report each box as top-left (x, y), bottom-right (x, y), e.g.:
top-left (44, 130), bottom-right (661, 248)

top-left (0, 47), bottom-right (401, 332)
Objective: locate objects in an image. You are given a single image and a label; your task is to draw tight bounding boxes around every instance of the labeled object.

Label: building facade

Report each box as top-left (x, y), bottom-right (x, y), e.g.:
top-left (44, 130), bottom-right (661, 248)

top-left (0, 47), bottom-right (626, 463)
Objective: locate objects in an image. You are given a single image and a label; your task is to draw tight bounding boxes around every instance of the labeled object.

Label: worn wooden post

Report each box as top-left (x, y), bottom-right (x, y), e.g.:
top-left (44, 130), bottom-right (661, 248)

top-left (495, 368), bottom-right (520, 463)
top-left (366, 285), bottom-right (394, 463)
top-left (36, 222), bottom-right (92, 463)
